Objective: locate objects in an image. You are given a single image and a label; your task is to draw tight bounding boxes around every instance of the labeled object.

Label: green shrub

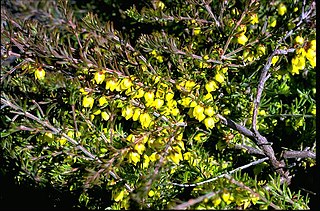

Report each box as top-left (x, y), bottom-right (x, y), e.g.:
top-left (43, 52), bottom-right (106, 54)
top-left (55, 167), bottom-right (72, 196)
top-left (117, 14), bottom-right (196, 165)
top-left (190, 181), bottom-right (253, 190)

top-left (1, 0), bottom-right (316, 209)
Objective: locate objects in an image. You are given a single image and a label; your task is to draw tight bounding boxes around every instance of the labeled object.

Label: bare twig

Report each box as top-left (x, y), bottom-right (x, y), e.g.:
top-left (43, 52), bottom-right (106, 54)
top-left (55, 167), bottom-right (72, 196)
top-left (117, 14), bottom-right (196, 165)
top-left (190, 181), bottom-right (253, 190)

top-left (172, 190), bottom-right (222, 210)
top-left (0, 95), bottom-right (133, 192)
top-left (201, 0), bottom-right (220, 27)
top-left (282, 150), bottom-right (316, 160)
top-left (171, 157), bottom-right (269, 187)
top-left (224, 174), bottom-right (280, 209)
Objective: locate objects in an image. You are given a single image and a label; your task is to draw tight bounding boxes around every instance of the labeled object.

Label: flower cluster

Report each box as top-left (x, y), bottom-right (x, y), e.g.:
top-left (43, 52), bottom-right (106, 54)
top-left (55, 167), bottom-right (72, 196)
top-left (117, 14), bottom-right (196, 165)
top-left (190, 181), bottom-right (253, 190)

top-left (291, 39), bottom-right (316, 75)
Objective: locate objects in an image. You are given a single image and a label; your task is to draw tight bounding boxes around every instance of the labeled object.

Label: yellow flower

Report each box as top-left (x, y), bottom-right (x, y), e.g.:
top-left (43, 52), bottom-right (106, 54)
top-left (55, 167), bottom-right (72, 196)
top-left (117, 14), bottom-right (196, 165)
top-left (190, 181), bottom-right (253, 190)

top-left (134, 143), bottom-right (146, 155)
top-left (80, 88), bottom-right (89, 95)
top-left (204, 106), bottom-right (215, 117)
top-left (205, 80), bottom-right (219, 93)
top-left (165, 92), bottom-right (174, 101)
top-left (257, 45), bottom-right (266, 56)
top-left (142, 154), bottom-right (150, 169)
top-left (203, 55), bottom-right (209, 60)
top-left (259, 109), bottom-right (266, 116)
top-left (193, 105), bottom-right (205, 121)
top-left (215, 72), bottom-right (225, 83)
top-left (183, 152), bottom-right (192, 160)
top-left (271, 55), bottom-right (279, 66)
top-left (269, 17), bottom-right (277, 27)
top-left (105, 78), bottom-right (118, 91)
top-left (213, 197), bottom-right (222, 207)
top-left (295, 36), bottom-right (304, 45)
top-left (222, 191), bottom-right (231, 204)
top-left (139, 113), bottom-right (152, 128)
top-left (157, 1), bottom-right (165, 10)
top-left (101, 111), bottom-right (110, 121)
top-left (278, 3), bottom-right (287, 16)
top-left (149, 152), bottom-right (159, 162)
top-left (133, 88), bottom-right (145, 99)
top-left (148, 190), bottom-right (155, 197)
top-left (194, 27), bottom-right (201, 35)
top-left (94, 71), bottom-right (105, 84)
top-left (132, 108), bottom-right (141, 121)
top-left (34, 68), bottom-right (45, 80)
top-left (153, 98), bottom-right (164, 109)
top-left (122, 106), bottom-right (134, 120)
top-left (237, 33), bottom-right (248, 45)
top-left (169, 151), bottom-right (183, 165)
top-left (194, 132), bottom-right (206, 143)
top-left (306, 48), bottom-right (316, 68)
top-left (243, 49), bottom-right (254, 62)
top-left (204, 117), bottom-right (215, 129)
top-left (129, 151), bottom-right (140, 165)
top-left (156, 55), bottom-right (163, 63)
top-left (113, 189), bottom-right (127, 202)
top-left (93, 109), bottom-right (101, 115)
top-left (144, 91), bottom-right (155, 106)
top-left (119, 78), bottom-right (133, 91)
top-left (99, 96), bottom-right (108, 106)
top-left (185, 80), bottom-right (196, 92)
top-left (250, 13), bottom-right (259, 25)
top-left (310, 40), bottom-right (316, 50)
top-left (203, 93), bottom-right (213, 102)
top-left (179, 97), bottom-right (192, 107)
top-left (82, 96), bottom-right (94, 109)
top-left (126, 134), bottom-right (135, 142)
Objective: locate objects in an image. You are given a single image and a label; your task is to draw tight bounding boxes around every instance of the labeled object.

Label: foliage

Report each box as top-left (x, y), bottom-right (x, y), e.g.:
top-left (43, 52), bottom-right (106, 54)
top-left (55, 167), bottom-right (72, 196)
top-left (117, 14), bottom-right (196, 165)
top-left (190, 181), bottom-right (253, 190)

top-left (1, 0), bottom-right (316, 209)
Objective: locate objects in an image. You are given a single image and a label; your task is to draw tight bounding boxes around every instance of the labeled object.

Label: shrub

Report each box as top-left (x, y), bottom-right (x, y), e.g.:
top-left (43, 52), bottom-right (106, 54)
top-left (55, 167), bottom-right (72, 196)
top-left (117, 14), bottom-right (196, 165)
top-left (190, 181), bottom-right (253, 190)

top-left (1, 0), bottom-right (316, 209)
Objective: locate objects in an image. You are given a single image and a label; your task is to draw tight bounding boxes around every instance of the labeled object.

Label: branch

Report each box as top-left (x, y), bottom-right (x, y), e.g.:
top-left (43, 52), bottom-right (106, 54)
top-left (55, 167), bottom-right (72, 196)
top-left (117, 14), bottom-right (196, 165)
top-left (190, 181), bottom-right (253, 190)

top-left (282, 150), bottom-right (316, 160)
top-left (0, 95), bottom-right (133, 192)
top-left (171, 157), bottom-right (269, 187)
top-left (224, 174), bottom-right (280, 209)
top-left (201, 0), bottom-right (220, 27)
top-left (172, 190), bottom-right (222, 210)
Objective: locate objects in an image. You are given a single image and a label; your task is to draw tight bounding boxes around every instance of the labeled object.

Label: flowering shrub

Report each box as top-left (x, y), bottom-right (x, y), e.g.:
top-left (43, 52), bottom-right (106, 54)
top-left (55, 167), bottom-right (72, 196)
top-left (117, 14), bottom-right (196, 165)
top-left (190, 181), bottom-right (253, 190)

top-left (1, 0), bottom-right (316, 209)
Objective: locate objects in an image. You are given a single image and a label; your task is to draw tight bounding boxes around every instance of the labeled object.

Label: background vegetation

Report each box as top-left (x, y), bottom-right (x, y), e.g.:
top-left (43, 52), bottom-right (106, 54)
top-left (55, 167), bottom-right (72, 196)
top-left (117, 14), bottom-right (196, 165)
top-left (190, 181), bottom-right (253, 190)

top-left (1, 0), bottom-right (316, 209)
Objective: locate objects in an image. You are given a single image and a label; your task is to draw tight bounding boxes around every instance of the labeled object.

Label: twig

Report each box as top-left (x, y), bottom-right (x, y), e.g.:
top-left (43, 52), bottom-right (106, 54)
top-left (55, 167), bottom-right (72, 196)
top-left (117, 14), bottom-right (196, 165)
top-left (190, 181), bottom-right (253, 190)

top-left (282, 150), bottom-right (316, 160)
top-left (172, 190), bottom-right (222, 210)
top-left (201, 0), bottom-right (220, 27)
top-left (224, 174), bottom-right (280, 209)
top-left (171, 157), bottom-right (269, 187)
top-left (0, 96), bottom-right (133, 192)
